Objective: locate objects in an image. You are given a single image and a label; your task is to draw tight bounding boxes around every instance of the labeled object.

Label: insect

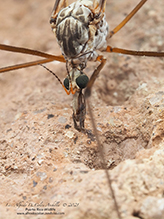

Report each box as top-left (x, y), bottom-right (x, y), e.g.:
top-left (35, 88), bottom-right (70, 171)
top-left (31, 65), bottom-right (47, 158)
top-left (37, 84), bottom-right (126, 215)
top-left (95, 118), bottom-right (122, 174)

top-left (1, 0), bottom-right (163, 133)
top-left (0, 0), bottom-right (164, 218)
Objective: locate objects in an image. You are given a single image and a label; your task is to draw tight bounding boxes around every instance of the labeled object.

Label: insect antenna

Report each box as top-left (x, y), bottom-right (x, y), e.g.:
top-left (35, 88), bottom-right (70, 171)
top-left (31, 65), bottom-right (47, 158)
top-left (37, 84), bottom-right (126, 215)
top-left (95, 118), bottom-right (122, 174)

top-left (40, 64), bottom-right (63, 86)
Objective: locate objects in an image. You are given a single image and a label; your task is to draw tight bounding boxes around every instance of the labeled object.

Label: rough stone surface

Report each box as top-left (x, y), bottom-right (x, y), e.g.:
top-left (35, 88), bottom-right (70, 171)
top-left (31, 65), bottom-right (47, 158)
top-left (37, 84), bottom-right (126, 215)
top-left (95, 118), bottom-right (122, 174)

top-left (0, 0), bottom-right (164, 219)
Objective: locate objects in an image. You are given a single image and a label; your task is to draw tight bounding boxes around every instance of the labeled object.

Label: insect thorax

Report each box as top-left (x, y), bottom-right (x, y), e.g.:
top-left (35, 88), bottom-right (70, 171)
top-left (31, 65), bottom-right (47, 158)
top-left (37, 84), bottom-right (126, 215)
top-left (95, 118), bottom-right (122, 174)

top-left (50, 0), bottom-right (109, 63)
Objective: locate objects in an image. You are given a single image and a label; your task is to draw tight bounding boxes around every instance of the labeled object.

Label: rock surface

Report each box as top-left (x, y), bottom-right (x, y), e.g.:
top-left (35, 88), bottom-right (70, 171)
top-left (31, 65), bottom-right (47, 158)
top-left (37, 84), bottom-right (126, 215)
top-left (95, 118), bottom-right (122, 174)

top-left (0, 0), bottom-right (164, 218)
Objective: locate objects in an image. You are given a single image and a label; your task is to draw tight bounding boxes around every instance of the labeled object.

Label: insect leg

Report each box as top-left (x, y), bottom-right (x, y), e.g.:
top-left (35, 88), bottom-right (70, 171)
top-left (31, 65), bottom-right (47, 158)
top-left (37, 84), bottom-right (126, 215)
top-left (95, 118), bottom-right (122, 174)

top-left (84, 56), bottom-right (122, 219)
top-left (106, 45), bottom-right (164, 57)
top-left (51, 0), bottom-right (68, 19)
top-left (109, 0), bottom-right (147, 38)
top-left (0, 58), bottom-right (54, 74)
top-left (0, 44), bottom-right (65, 62)
top-left (85, 55), bottom-right (106, 99)
top-left (94, 0), bottom-right (106, 13)
top-left (99, 0), bottom-right (106, 12)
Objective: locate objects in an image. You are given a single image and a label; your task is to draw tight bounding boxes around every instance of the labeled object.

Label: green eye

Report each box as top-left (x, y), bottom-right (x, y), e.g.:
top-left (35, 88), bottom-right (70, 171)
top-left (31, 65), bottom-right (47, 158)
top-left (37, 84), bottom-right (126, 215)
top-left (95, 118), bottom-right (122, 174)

top-left (63, 78), bottom-right (69, 90)
top-left (76, 74), bottom-right (89, 89)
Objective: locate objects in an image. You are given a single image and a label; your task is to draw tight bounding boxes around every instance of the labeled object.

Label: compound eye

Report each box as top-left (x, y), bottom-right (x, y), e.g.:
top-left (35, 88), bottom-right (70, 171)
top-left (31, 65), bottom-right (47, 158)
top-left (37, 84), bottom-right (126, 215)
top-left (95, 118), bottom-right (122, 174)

top-left (63, 77), bottom-right (69, 90)
top-left (76, 74), bottom-right (89, 89)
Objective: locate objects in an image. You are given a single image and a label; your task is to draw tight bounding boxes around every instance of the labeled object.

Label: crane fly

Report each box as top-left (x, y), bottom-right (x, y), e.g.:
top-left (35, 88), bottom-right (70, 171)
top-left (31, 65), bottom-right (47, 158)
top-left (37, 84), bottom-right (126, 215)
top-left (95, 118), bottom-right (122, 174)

top-left (1, 0), bottom-right (164, 132)
top-left (0, 0), bottom-right (164, 218)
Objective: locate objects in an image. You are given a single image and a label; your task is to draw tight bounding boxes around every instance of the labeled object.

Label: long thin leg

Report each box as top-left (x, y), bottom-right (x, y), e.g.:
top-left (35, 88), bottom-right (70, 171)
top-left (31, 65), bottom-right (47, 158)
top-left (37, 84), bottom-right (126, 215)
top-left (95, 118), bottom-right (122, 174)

top-left (0, 43), bottom-right (66, 74)
top-left (98, 0), bottom-right (107, 13)
top-left (109, 0), bottom-right (147, 38)
top-left (85, 56), bottom-right (106, 98)
top-left (106, 45), bottom-right (164, 57)
top-left (84, 56), bottom-right (122, 219)
top-left (0, 58), bottom-right (54, 73)
top-left (86, 98), bottom-right (122, 219)
top-left (0, 44), bottom-right (65, 62)
top-left (51, 0), bottom-right (68, 18)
